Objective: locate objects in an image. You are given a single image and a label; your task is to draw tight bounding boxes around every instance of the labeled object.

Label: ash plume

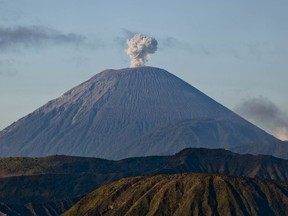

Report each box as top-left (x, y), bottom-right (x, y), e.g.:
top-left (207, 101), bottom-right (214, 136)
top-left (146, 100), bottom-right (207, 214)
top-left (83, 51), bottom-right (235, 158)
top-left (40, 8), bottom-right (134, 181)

top-left (235, 96), bottom-right (288, 141)
top-left (126, 34), bottom-right (157, 67)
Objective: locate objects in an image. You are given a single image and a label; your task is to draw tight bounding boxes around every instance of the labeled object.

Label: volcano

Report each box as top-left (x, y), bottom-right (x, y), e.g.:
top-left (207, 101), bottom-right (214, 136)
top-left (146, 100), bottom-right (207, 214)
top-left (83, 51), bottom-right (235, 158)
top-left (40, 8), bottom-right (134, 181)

top-left (0, 67), bottom-right (286, 159)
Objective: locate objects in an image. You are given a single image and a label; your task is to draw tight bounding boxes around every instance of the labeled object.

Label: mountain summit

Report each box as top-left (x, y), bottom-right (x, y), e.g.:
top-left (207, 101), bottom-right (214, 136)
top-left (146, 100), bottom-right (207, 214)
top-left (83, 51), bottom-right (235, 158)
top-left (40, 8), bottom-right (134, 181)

top-left (0, 67), bottom-right (286, 159)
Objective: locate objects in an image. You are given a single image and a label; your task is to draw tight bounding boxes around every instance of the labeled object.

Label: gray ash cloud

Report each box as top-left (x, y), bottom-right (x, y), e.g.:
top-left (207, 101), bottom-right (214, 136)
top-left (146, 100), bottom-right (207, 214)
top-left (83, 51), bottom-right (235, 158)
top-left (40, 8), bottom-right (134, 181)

top-left (0, 25), bottom-right (86, 51)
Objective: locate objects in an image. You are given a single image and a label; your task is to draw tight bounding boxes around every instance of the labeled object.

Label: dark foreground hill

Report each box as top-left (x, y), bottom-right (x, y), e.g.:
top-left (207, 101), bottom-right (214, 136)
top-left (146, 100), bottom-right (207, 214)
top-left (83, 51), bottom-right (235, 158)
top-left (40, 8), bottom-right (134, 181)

top-left (0, 67), bottom-right (287, 159)
top-left (1, 148), bottom-right (288, 215)
top-left (1, 148), bottom-right (288, 181)
top-left (63, 173), bottom-right (288, 216)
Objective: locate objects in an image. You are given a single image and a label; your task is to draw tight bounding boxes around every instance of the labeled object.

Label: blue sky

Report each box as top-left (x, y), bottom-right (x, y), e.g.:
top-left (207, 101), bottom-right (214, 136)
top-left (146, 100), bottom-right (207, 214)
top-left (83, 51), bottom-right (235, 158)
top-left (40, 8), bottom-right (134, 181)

top-left (0, 0), bottom-right (288, 138)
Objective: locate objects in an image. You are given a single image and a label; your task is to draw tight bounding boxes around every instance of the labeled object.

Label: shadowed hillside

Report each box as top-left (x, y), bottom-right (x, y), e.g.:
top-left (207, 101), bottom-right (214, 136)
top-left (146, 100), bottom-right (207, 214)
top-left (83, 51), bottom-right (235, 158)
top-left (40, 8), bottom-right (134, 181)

top-left (1, 148), bottom-right (288, 181)
top-left (1, 148), bottom-right (288, 215)
top-left (0, 197), bottom-right (79, 216)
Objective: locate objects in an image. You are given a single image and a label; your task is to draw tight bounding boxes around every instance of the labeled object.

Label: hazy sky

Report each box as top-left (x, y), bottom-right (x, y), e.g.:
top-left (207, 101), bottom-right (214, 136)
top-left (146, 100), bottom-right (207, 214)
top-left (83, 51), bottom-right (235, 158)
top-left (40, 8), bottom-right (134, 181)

top-left (0, 0), bottom-right (287, 138)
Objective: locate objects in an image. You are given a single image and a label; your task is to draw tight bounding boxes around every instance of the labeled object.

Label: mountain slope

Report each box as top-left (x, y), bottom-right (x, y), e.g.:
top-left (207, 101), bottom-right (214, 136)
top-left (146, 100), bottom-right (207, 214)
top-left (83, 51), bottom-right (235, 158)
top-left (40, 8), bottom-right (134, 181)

top-left (0, 67), bottom-right (286, 159)
top-left (63, 173), bottom-right (288, 216)
top-left (122, 119), bottom-right (283, 157)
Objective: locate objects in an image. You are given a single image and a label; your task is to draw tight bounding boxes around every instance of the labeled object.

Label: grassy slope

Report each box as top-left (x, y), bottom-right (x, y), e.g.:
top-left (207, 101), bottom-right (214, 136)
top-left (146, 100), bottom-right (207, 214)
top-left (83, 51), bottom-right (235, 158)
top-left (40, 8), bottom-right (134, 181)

top-left (64, 173), bottom-right (288, 216)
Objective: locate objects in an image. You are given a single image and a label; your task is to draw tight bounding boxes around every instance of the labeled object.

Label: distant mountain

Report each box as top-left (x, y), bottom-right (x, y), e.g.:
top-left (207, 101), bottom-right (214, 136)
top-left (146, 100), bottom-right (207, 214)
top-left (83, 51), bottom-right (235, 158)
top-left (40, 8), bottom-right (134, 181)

top-left (63, 173), bottom-right (288, 216)
top-left (0, 67), bottom-right (286, 159)
top-left (1, 148), bottom-right (288, 215)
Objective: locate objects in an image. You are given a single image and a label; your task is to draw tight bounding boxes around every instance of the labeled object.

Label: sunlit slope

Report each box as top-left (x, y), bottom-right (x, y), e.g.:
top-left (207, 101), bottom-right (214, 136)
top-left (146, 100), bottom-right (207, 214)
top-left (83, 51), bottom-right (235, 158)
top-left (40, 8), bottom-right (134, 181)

top-left (64, 173), bottom-right (288, 216)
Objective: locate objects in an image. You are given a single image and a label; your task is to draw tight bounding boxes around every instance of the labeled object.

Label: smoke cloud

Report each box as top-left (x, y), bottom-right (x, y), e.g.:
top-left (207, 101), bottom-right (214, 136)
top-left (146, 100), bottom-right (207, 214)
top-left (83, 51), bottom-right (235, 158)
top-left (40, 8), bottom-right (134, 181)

top-left (126, 34), bottom-right (158, 67)
top-left (235, 96), bottom-right (288, 141)
top-left (0, 25), bottom-right (86, 51)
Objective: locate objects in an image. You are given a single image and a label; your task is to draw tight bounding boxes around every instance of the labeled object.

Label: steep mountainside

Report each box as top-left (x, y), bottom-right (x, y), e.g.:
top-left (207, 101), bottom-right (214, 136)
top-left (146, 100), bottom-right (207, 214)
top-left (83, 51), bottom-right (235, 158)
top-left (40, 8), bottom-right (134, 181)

top-left (0, 67), bottom-right (286, 159)
top-left (63, 173), bottom-right (288, 216)
top-left (122, 119), bottom-right (285, 157)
